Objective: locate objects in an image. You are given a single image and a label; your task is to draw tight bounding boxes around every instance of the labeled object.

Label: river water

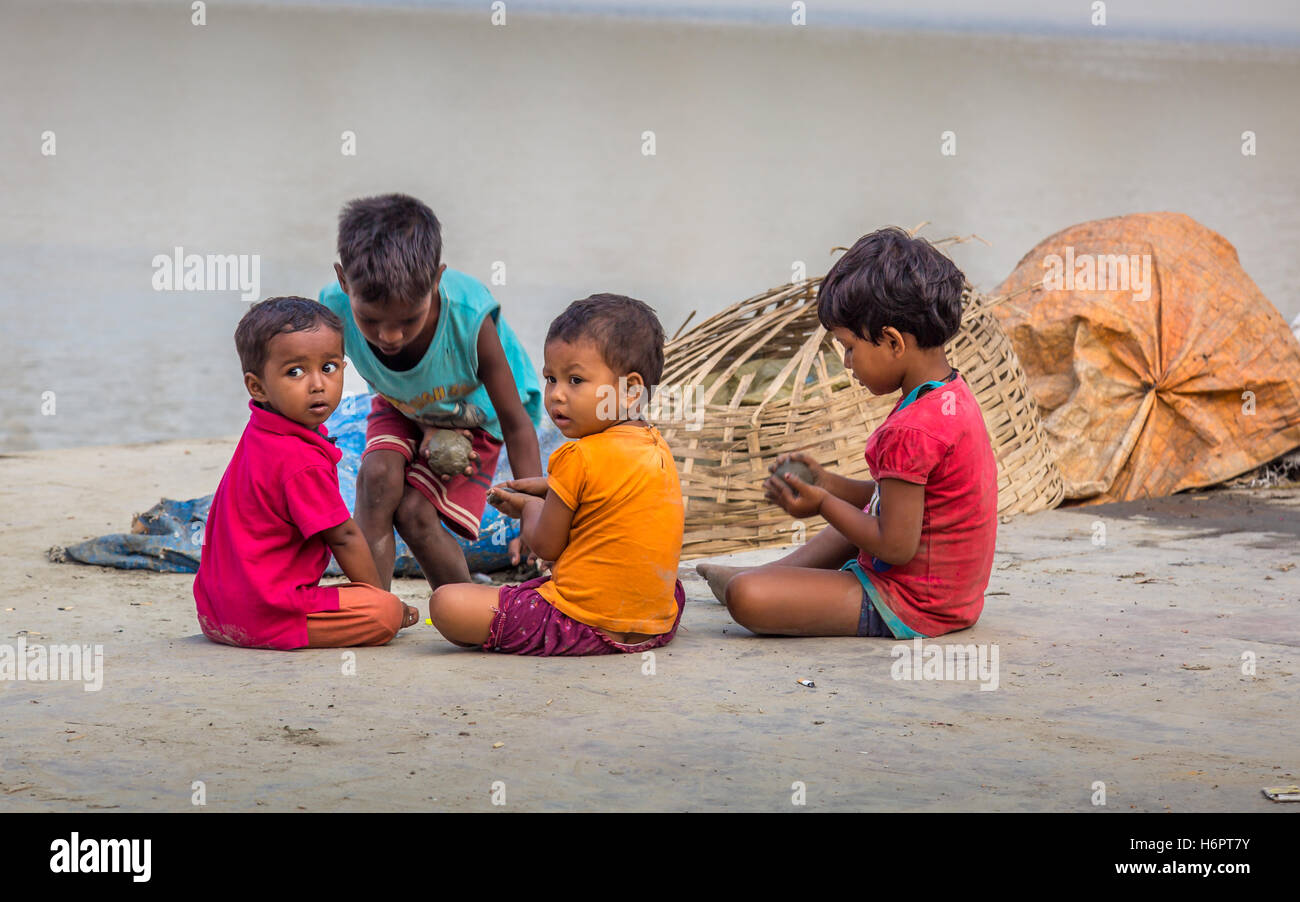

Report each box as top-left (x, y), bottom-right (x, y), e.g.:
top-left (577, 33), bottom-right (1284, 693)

top-left (2, 0), bottom-right (1297, 451)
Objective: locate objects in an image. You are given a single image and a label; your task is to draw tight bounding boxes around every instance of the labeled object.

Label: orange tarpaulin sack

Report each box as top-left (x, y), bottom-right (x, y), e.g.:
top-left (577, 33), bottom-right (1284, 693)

top-left (991, 211), bottom-right (1300, 504)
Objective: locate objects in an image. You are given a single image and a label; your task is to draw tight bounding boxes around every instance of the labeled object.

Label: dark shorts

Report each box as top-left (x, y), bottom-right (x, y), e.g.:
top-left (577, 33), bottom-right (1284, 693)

top-left (483, 575), bottom-right (687, 657)
top-left (840, 559), bottom-right (898, 638)
top-left (857, 593), bottom-right (894, 638)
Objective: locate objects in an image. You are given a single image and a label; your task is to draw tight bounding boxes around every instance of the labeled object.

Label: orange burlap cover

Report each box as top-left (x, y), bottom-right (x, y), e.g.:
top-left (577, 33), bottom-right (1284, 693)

top-left (991, 211), bottom-right (1300, 504)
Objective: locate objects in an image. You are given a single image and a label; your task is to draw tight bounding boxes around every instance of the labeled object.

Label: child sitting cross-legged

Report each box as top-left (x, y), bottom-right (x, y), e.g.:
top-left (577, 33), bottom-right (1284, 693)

top-left (697, 228), bottom-right (998, 639)
top-left (193, 297), bottom-right (420, 650)
top-left (427, 294), bottom-right (687, 655)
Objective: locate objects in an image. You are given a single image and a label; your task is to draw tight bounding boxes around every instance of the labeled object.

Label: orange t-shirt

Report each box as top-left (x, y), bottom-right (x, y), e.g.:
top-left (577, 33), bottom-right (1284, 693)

top-left (535, 423), bottom-right (684, 635)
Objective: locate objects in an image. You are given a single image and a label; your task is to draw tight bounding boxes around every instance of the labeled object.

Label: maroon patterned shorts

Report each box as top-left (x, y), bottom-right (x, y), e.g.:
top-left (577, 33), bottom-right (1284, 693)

top-left (483, 575), bottom-right (686, 657)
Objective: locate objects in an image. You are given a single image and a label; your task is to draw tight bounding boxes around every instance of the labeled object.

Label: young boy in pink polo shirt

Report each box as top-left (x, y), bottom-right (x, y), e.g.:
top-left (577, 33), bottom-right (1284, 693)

top-left (193, 296), bottom-right (420, 650)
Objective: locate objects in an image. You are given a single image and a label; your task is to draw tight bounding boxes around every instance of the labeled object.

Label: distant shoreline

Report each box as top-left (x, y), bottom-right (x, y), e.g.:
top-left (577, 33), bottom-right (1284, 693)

top-left (93, 0), bottom-right (1300, 49)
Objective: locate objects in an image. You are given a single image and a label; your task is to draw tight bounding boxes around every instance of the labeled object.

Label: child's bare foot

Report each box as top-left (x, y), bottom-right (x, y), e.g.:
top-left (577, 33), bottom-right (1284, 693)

top-left (401, 604), bottom-right (420, 629)
top-left (695, 563), bottom-right (748, 604)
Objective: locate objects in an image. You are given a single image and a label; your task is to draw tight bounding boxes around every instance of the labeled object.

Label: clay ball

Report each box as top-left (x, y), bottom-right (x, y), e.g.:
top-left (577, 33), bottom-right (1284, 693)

top-left (425, 429), bottom-right (473, 477)
top-left (772, 459), bottom-right (814, 493)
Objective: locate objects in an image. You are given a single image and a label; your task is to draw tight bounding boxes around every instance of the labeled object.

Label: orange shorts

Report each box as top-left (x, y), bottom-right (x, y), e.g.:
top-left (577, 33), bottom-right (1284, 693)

top-left (306, 583), bottom-right (407, 648)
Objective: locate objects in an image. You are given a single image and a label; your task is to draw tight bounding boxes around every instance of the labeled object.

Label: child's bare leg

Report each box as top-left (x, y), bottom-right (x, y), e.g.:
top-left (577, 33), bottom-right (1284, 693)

top-left (724, 566), bottom-right (863, 636)
top-left (427, 582), bottom-right (499, 647)
top-left (697, 525), bottom-right (858, 602)
top-left (770, 523), bottom-right (859, 568)
top-left (394, 485), bottom-right (473, 589)
top-left (355, 450), bottom-right (408, 591)
top-left (695, 562), bottom-right (745, 603)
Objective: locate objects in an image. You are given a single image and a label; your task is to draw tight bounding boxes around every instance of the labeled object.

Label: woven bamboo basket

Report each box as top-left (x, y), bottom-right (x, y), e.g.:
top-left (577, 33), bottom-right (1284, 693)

top-left (650, 256), bottom-right (1065, 560)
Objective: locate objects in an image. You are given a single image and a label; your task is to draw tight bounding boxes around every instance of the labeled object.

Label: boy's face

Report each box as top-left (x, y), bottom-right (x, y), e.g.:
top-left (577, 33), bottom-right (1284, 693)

top-left (543, 338), bottom-right (643, 439)
top-left (832, 325), bottom-right (906, 396)
top-left (351, 294), bottom-right (430, 356)
top-left (334, 262), bottom-right (444, 356)
top-left (244, 327), bottom-right (346, 429)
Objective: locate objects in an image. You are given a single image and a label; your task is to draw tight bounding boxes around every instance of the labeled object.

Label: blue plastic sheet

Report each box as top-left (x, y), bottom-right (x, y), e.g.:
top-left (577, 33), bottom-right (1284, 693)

top-left (54, 393), bottom-right (567, 577)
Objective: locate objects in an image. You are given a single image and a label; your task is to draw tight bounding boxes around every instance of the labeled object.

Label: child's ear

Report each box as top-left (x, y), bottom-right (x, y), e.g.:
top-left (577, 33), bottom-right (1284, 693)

top-left (244, 371), bottom-right (269, 403)
top-left (624, 371), bottom-right (647, 413)
top-left (333, 262), bottom-right (349, 294)
top-left (881, 326), bottom-right (907, 356)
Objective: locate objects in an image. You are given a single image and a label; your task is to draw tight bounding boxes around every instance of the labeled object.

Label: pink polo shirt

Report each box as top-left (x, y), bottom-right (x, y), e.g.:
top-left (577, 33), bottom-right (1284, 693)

top-left (193, 401), bottom-right (350, 649)
top-left (857, 374), bottom-right (998, 637)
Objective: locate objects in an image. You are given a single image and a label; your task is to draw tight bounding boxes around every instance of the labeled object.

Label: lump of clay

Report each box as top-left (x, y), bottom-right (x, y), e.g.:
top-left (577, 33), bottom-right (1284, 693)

top-left (772, 459), bottom-right (814, 494)
top-left (425, 429), bottom-right (473, 477)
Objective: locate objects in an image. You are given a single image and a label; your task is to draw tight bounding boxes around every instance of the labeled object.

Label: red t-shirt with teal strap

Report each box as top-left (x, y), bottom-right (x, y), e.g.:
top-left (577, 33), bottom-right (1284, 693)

top-left (856, 373), bottom-right (998, 637)
top-left (193, 401), bottom-right (350, 649)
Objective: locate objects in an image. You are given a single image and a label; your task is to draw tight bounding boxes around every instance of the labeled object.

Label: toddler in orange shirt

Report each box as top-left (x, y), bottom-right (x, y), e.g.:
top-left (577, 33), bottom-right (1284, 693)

top-left (427, 294), bottom-right (686, 655)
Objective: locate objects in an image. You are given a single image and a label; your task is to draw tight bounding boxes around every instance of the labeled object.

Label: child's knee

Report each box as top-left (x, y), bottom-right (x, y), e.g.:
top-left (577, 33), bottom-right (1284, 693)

top-left (357, 453), bottom-right (407, 509)
top-left (427, 585), bottom-right (480, 647)
top-left (394, 488), bottom-right (448, 538)
top-left (427, 584), bottom-right (450, 620)
top-left (426, 583), bottom-right (461, 624)
top-left (723, 572), bottom-right (758, 622)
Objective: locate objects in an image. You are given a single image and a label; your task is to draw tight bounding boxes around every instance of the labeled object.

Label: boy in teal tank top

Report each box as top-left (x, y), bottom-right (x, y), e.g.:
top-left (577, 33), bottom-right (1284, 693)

top-left (318, 194), bottom-right (543, 591)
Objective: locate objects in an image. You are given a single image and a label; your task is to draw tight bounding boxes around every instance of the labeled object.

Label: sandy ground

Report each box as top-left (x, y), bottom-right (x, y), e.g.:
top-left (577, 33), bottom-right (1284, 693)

top-left (0, 437), bottom-right (1297, 812)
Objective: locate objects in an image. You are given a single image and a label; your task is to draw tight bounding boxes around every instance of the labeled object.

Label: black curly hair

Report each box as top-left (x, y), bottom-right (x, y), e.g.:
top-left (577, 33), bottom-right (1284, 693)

top-left (817, 227), bottom-right (964, 348)
top-left (235, 296), bottom-right (343, 377)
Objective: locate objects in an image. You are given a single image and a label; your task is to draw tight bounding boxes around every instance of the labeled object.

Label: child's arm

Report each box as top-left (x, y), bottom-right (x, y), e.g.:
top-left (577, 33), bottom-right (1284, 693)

top-left (768, 472), bottom-right (924, 567)
top-left (320, 518), bottom-right (385, 588)
top-left (487, 488), bottom-right (573, 563)
top-left (477, 319), bottom-right (542, 481)
top-left (771, 451), bottom-right (876, 509)
top-left (499, 476), bottom-right (549, 497)
top-left (477, 318), bottom-right (543, 565)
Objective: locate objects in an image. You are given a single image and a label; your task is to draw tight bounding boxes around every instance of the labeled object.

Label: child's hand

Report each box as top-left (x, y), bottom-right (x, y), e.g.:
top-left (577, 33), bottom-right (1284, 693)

top-left (765, 468), bottom-right (828, 519)
top-left (507, 536), bottom-right (538, 568)
top-left (487, 486), bottom-right (530, 520)
top-left (418, 425), bottom-right (438, 461)
top-left (499, 476), bottom-right (548, 497)
top-left (768, 450), bottom-right (830, 487)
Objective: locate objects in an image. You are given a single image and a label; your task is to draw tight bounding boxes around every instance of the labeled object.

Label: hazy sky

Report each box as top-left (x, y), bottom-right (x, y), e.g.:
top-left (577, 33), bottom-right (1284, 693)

top-left (230, 0), bottom-right (1300, 43)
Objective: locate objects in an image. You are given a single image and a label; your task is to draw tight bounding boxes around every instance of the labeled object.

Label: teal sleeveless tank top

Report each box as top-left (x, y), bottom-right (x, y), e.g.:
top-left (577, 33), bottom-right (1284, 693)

top-left (319, 269), bottom-right (542, 441)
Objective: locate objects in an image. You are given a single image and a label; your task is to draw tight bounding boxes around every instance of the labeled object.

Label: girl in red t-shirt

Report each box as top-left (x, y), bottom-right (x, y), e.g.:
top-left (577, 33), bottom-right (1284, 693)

top-left (697, 228), bottom-right (998, 639)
